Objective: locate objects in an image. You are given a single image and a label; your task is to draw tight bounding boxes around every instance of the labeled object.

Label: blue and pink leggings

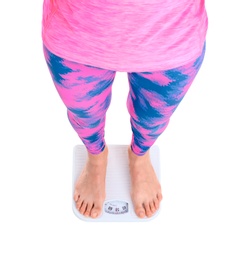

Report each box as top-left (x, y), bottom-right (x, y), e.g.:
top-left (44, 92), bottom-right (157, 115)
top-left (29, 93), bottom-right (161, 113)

top-left (43, 44), bottom-right (205, 156)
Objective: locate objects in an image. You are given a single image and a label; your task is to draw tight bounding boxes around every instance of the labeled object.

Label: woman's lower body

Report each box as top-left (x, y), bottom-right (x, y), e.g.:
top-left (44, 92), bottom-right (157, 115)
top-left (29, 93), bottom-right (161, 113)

top-left (43, 43), bottom-right (206, 155)
top-left (43, 43), bottom-right (206, 218)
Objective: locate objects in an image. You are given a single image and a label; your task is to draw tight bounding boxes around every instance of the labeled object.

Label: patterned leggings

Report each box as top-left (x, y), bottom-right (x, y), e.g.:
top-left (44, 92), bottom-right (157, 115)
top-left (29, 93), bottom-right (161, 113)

top-left (43, 43), bottom-right (205, 156)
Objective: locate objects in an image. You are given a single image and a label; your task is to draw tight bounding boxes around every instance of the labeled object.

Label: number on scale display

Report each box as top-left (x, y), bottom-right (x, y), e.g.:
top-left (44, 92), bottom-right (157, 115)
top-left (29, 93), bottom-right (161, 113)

top-left (104, 201), bottom-right (129, 214)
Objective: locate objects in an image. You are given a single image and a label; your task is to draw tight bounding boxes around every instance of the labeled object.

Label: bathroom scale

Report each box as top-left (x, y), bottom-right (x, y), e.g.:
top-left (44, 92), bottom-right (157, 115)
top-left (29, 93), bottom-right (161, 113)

top-left (72, 144), bottom-right (161, 222)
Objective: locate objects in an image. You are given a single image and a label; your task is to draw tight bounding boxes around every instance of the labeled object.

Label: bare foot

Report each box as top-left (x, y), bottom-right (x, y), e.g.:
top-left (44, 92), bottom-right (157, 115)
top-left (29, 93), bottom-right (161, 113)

top-left (128, 146), bottom-right (163, 218)
top-left (73, 146), bottom-right (108, 218)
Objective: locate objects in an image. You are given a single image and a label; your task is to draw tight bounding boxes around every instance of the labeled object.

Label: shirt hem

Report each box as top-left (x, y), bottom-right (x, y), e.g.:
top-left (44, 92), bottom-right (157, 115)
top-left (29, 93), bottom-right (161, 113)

top-left (42, 40), bottom-right (205, 73)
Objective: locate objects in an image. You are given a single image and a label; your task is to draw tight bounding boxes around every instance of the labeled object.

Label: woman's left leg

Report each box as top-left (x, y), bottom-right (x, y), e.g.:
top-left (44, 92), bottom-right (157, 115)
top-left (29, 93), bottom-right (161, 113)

top-left (127, 44), bottom-right (206, 156)
top-left (126, 44), bottom-right (206, 218)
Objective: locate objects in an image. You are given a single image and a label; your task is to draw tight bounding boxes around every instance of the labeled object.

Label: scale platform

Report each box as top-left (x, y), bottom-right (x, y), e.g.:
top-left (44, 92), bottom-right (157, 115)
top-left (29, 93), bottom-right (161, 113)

top-left (72, 144), bottom-right (161, 222)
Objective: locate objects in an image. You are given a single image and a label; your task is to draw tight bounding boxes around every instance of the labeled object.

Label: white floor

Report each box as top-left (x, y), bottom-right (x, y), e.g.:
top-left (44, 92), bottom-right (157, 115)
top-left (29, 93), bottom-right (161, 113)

top-left (0, 1), bottom-right (248, 259)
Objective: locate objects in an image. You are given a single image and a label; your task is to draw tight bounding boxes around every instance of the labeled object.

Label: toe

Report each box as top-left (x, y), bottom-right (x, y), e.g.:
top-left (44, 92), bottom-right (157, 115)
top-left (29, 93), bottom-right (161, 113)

top-left (144, 203), bottom-right (153, 217)
top-left (135, 205), bottom-right (146, 218)
top-left (79, 201), bottom-right (87, 215)
top-left (149, 201), bottom-right (156, 214)
top-left (91, 203), bottom-right (102, 218)
top-left (154, 198), bottom-right (159, 209)
top-left (157, 192), bottom-right (163, 202)
top-left (84, 203), bottom-right (93, 217)
top-left (73, 192), bottom-right (80, 203)
top-left (76, 197), bottom-right (83, 210)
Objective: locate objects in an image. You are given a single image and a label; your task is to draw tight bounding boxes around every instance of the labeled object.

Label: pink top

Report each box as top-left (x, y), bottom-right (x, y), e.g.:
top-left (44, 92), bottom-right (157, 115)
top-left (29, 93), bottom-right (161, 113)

top-left (42, 0), bottom-right (208, 72)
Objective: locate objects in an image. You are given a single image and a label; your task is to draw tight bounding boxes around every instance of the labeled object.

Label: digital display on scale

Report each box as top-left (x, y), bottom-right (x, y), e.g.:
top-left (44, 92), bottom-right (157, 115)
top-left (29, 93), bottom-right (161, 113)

top-left (104, 201), bottom-right (129, 214)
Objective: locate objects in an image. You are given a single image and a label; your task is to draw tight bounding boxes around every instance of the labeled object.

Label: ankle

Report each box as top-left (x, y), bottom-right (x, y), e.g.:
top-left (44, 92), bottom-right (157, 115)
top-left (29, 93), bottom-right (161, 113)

top-left (128, 145), bottom-right (149, 157)
top-left (87, 146), bottom-right (108, 165)
top-left (128, 146), bottom-right (150, 165)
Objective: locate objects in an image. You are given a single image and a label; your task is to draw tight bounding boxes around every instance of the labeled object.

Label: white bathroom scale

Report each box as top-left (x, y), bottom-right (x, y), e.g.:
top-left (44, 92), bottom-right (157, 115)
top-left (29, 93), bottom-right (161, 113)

top-left (72, 144), bottom-right (161, 222)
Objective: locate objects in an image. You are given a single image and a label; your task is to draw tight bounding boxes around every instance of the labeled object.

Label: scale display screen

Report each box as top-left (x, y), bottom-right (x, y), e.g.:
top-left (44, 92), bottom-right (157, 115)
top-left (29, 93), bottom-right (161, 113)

top-left (104, 201), bottom-right (129, 214)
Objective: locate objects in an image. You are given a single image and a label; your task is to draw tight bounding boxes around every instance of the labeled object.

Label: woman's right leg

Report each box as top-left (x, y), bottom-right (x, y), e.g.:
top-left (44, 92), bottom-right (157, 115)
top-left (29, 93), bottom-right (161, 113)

top-left (43, 44), bottom-right (116, 154)
top-left (43, 45), bottom-right (116, 218)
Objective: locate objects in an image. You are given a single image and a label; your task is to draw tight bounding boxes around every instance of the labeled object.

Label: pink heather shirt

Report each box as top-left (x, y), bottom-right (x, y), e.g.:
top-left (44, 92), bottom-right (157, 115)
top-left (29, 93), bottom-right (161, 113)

top-left (42, 0), bottom-right (208, 72)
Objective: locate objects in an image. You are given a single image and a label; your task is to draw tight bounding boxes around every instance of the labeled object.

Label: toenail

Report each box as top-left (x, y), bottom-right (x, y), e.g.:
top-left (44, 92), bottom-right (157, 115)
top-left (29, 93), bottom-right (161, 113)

top-left (139, 212), bottom-right (145, 218)
top-left (92, 212), bottom-right (98, 218)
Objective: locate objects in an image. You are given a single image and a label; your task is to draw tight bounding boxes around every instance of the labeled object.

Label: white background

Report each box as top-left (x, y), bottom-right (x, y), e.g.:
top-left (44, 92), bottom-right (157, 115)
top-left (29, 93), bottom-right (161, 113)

top-left (0, 0), bottom-right (248, 259)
